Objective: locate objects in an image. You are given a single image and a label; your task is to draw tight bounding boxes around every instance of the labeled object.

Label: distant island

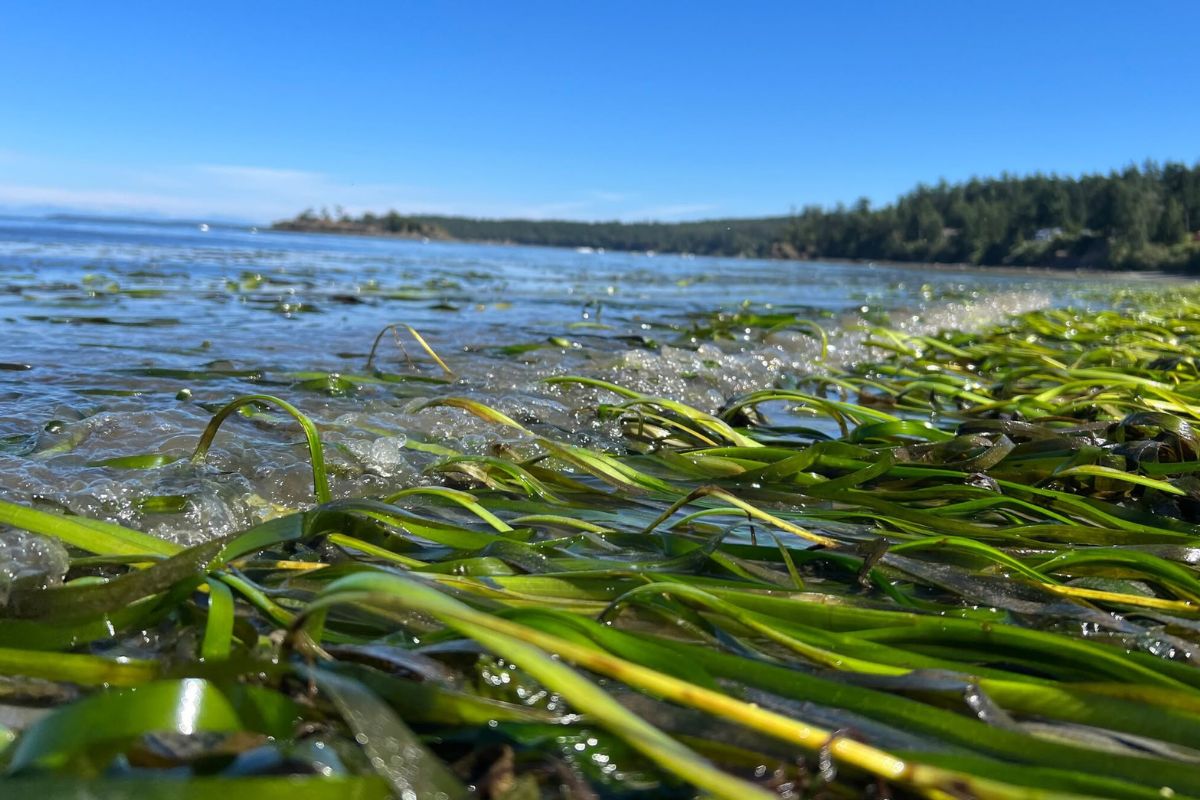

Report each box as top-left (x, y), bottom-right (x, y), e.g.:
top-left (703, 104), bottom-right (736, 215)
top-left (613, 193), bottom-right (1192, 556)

top-left (274, 162), bottom-right (1200, 272)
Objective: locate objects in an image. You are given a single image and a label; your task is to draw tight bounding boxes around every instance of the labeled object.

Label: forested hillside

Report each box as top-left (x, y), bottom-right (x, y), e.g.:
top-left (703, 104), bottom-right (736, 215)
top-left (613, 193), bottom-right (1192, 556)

top-left (275, 162), bottom-right (1200, 271)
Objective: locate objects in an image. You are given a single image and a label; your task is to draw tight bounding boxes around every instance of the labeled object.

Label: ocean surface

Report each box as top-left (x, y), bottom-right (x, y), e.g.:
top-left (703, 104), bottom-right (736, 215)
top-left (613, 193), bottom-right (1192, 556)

top-left (0, 214), bottom-right (1167, 578)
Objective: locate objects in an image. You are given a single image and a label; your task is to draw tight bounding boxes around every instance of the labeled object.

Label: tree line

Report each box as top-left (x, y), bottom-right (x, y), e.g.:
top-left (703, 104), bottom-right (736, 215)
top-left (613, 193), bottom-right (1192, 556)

top-left (273, 161), bottom-right (1200, 271)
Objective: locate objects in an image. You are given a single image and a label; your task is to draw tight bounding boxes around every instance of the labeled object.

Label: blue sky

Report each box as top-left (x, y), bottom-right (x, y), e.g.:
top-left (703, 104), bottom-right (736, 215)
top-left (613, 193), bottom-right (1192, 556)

top-left (1, 1), bottom-right (1197, 223)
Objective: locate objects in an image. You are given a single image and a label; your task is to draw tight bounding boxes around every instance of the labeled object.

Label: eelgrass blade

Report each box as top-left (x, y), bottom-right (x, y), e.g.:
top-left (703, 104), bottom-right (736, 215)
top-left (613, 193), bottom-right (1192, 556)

top-left (191, 394), bottom-right (330, 504)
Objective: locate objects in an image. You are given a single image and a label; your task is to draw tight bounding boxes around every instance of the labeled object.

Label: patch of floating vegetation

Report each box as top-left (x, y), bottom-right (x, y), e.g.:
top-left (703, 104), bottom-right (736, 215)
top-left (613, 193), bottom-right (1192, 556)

top-left (5, 283), bottom-right (1200, 797)
top-left (600, 288), bottom-right (1056, 409)
top-left (0, 285), bottom-right (1053, 551)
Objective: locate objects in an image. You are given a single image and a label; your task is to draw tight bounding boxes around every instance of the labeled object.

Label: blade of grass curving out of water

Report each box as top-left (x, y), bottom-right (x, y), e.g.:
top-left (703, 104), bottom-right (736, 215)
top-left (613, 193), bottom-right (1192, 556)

top-left (190, 394), bottom-right (330, 504)
top-left (363, 322), bottom-right (454, 377)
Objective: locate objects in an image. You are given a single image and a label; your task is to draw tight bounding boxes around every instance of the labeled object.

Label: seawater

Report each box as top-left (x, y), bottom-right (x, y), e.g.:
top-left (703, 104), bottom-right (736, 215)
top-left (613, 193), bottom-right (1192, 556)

top-left (0, 215), bottom-right (1164, 586)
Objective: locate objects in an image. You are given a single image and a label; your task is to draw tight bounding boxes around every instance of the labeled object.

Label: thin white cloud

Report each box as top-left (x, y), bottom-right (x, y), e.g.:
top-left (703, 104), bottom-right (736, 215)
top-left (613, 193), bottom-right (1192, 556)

top-left (0, 184), bottom-right (224, 218)
top-left (0, 163), bottom-right (433, 222)
top-left (588, 190), bottom-right (628, 203)
top-left (0, 155), bottom-right (719, 223)
top-left (487, 200), bottom-right (599, 220)
top-left (196, 164), bottom-right (322, 184)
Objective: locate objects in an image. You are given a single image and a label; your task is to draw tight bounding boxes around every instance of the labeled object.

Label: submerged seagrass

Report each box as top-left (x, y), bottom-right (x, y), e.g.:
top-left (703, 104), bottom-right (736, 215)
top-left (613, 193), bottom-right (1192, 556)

top-left (5, 287), bottom-right (1200, 798)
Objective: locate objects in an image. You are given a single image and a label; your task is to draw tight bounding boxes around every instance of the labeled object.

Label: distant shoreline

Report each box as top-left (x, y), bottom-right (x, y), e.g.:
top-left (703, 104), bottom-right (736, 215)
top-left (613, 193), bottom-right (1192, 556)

top-left (271, 161), bottom-right (1200, 274)
top-left (270, 219), bottom-right (1186, 282)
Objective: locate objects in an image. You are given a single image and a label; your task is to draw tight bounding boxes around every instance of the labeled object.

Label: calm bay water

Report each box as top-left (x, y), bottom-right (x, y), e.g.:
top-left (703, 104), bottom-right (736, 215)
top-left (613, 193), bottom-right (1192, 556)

top-left (2, 215), bottom-right (1082, 365)
top-left (0, 214), bottom-right (1159, 571)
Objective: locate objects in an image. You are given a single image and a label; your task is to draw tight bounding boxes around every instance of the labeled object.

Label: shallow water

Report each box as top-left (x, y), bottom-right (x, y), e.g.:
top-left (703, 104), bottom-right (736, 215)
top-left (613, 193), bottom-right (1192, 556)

top-left (0, 215), bottom-right (1165, 571)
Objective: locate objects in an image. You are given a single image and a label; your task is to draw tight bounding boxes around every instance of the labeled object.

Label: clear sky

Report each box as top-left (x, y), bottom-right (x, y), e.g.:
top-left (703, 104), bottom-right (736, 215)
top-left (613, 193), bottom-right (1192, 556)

top-left (1, 1), bottom-right (1197, 223)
